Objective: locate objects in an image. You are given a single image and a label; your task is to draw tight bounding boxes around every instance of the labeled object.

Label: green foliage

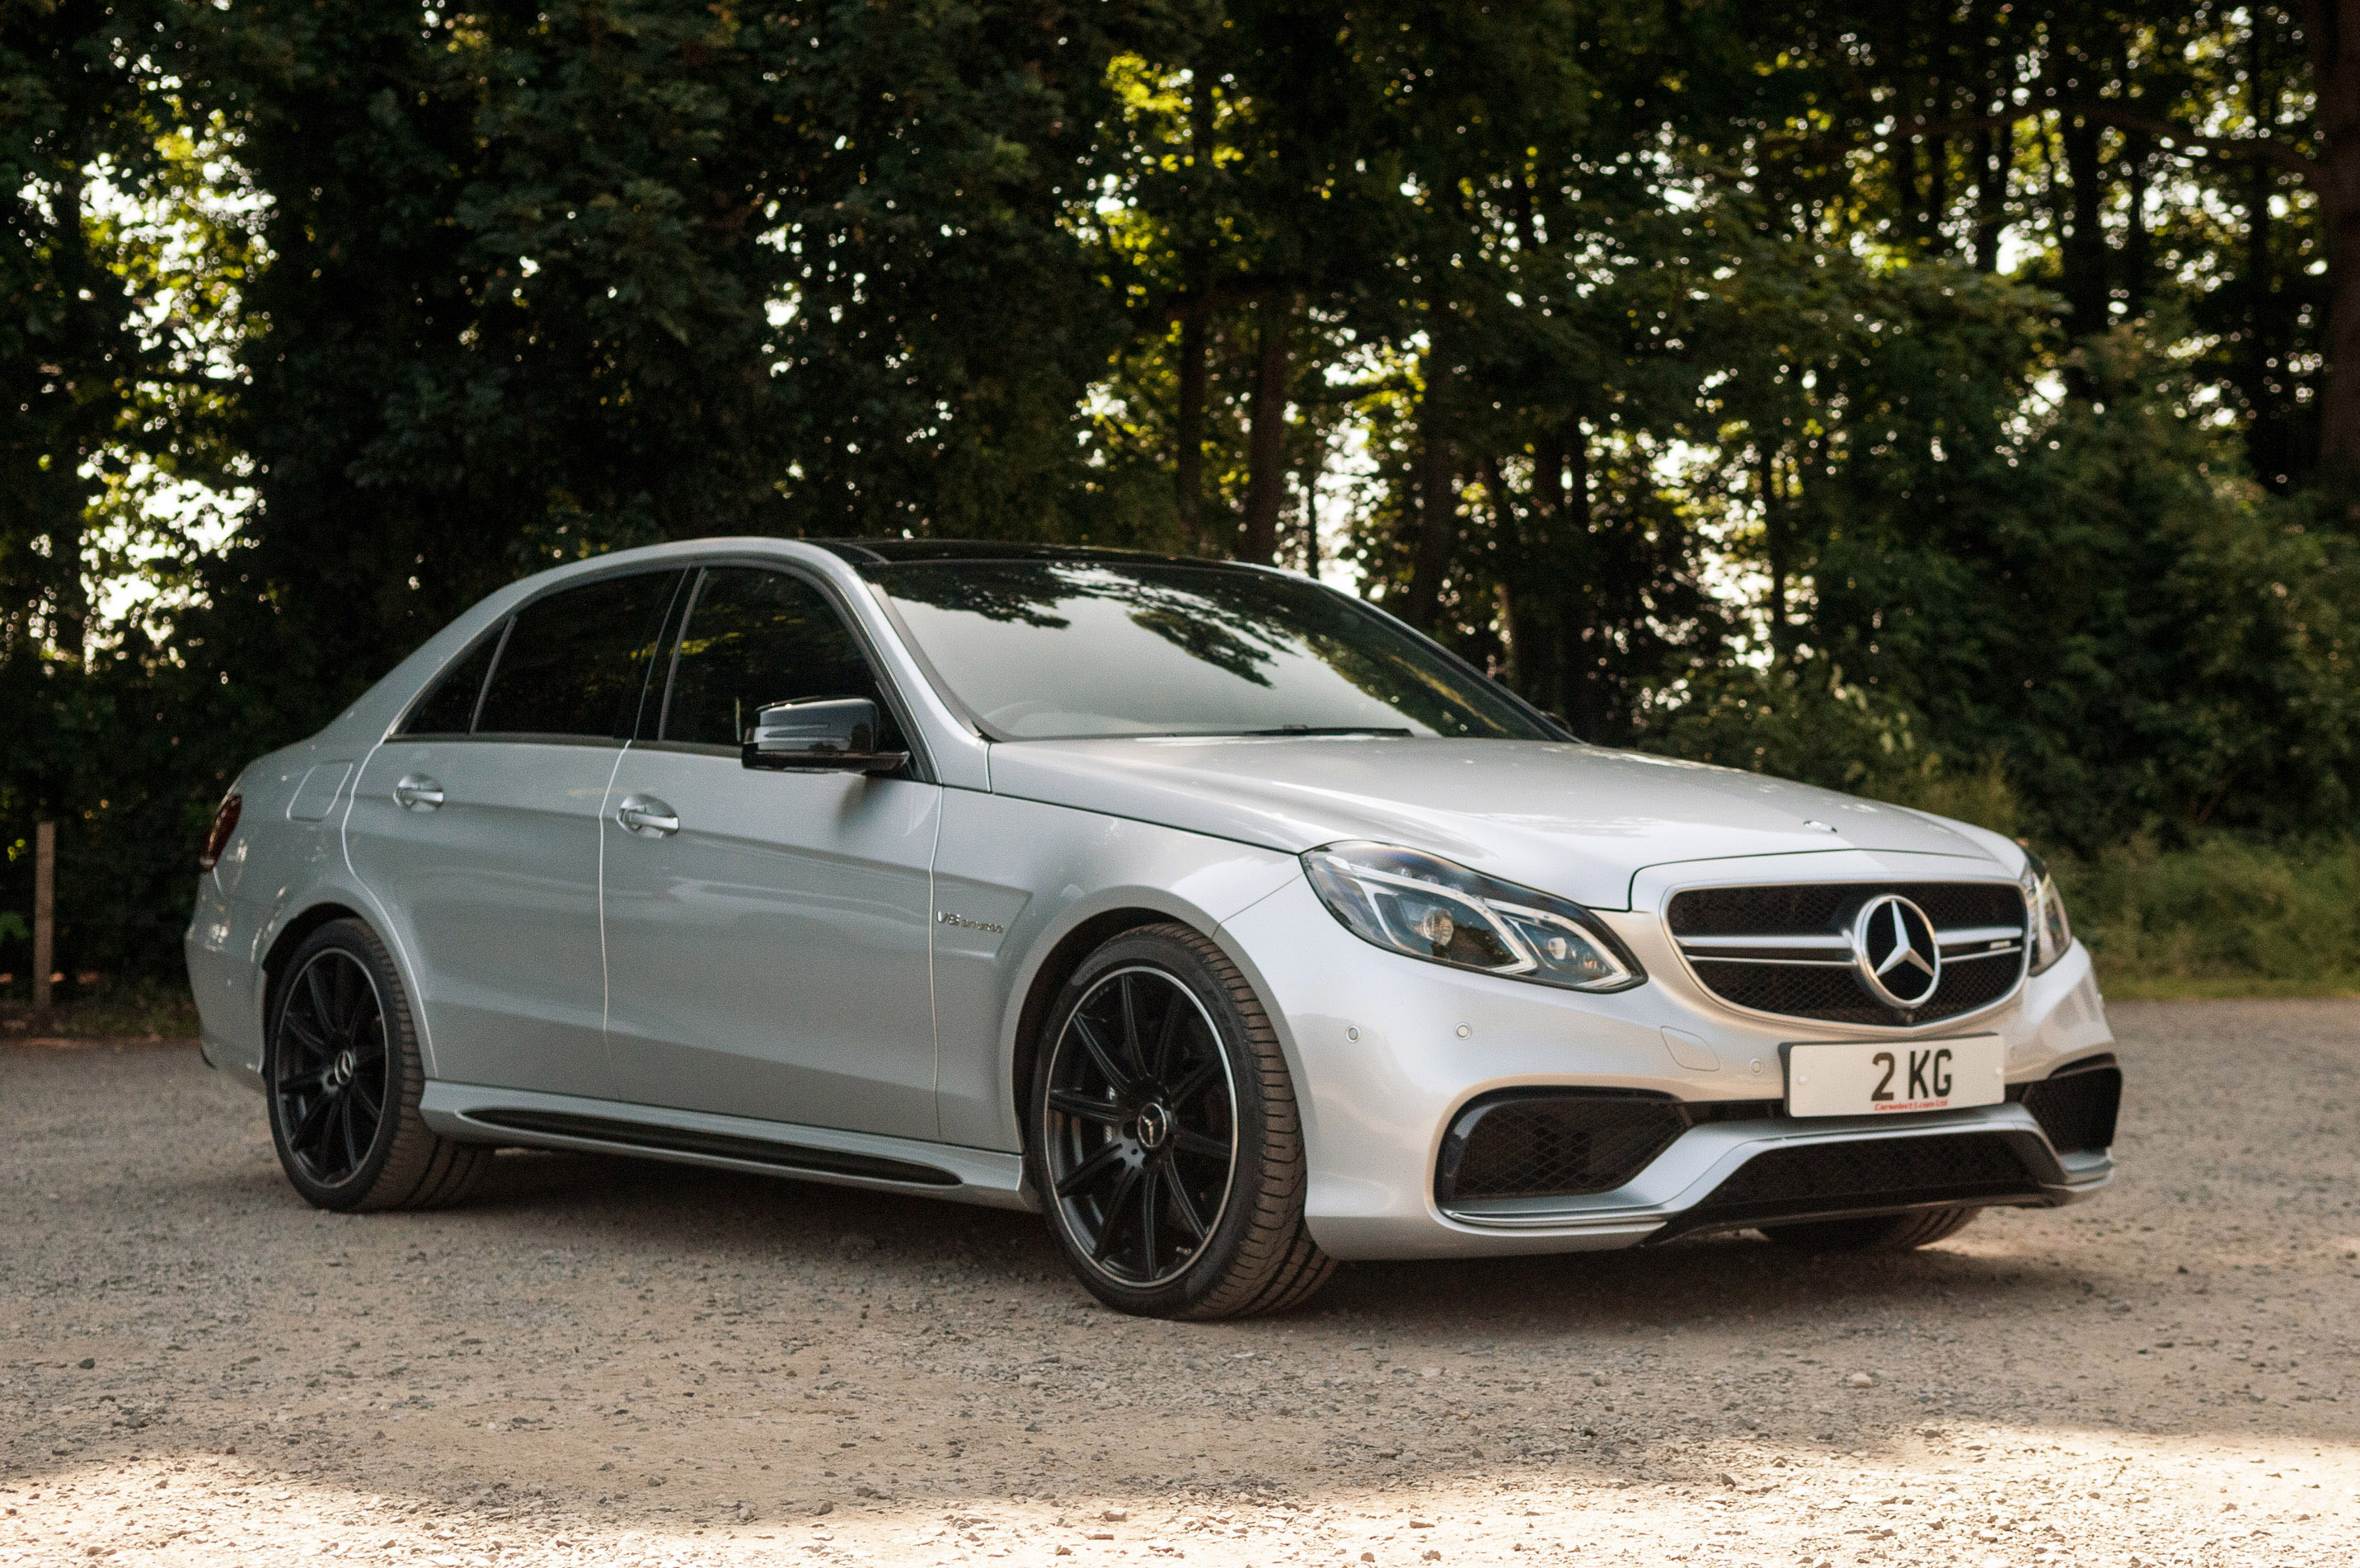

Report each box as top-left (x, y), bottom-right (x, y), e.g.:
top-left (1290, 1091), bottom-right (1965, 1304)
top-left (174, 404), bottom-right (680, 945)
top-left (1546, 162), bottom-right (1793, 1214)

top-left (2, 0), bottom-right (2354, 993)
top-left (2056, 835), bottom-right (2360, 997)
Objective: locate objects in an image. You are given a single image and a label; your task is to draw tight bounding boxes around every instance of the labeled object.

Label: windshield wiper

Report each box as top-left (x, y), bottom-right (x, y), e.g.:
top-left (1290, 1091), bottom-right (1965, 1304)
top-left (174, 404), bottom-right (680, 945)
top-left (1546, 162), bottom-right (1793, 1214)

top-left (1232, 725), bottom-right (1414, 737)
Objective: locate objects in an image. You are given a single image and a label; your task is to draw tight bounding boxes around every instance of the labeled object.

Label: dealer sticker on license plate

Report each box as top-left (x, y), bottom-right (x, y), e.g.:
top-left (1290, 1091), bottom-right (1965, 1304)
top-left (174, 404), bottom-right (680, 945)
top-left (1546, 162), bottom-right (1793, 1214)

top-left (1785, 1035), bottom-right (2006, 1118)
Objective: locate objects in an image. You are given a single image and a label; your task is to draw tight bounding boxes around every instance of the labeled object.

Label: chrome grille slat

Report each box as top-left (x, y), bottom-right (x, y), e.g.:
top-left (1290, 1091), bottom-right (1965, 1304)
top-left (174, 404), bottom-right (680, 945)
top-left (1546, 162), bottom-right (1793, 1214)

top-left (1668, 880), bottom-right (2029, 1026)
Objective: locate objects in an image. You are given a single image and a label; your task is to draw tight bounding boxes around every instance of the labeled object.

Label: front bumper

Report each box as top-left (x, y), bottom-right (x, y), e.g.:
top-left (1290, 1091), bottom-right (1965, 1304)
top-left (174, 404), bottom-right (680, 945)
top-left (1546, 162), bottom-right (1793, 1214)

top-left (1218, 868), bottom-right (2118, 1261)
top-left (1435, 1099), bottom-right (2108, 1242)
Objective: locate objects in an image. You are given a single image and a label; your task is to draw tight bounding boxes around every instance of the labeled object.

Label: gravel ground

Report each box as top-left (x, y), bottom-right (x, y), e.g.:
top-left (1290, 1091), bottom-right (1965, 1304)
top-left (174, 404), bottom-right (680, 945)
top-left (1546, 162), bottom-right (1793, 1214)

top-left (3, 999), bottom-right (2355, 1567)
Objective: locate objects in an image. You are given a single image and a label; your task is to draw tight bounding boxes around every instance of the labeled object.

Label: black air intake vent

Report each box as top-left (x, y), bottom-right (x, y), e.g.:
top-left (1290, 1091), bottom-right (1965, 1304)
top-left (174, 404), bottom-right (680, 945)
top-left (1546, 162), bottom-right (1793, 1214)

top-left (2010, 1054), bottom-right (2123, 1154)
top-left (1437, 1091), bottom-right (1781, 1204)
top-left (1654, 1129), bottom-right (2062, 1241)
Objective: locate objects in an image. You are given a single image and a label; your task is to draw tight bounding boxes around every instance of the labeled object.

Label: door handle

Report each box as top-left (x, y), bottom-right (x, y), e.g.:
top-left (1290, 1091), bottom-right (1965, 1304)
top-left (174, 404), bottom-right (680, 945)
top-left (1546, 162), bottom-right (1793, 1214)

top-left (615, 794), bottom-right (680, 837)
top-left (393, 773), bottom-right (445, 811)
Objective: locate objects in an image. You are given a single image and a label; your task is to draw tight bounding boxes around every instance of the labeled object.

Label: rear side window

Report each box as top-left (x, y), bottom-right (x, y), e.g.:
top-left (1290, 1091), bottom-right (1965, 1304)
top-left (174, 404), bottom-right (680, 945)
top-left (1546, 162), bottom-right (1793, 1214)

top-left (657, 568), bottom-right (904, 750)
top-left (474, 570), bottom-right (683, 739)
top-left (400, 630), bottom-right (503, 735)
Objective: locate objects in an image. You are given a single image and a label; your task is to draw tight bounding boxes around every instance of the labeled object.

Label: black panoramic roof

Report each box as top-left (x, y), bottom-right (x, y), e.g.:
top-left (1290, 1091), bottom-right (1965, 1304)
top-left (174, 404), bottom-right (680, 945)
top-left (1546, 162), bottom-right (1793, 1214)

top-left (810, 538), bottom-right (1237, 569)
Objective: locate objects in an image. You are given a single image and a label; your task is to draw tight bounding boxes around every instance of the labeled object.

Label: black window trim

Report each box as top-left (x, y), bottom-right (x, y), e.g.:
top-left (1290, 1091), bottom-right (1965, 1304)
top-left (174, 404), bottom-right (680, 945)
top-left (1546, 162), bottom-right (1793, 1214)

top-left (387, 564), bottom-right (688, 746)
top-left (388, 615), bottom-right (514, 740)
top-left (634, 554), bottom-right (938, 786)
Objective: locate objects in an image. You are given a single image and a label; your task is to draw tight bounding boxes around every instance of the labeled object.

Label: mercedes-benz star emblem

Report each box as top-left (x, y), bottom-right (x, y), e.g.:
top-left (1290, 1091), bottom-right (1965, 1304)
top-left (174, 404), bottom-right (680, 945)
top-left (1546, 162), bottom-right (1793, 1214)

top-left (1850, 894), bottom-right (1942, 1010)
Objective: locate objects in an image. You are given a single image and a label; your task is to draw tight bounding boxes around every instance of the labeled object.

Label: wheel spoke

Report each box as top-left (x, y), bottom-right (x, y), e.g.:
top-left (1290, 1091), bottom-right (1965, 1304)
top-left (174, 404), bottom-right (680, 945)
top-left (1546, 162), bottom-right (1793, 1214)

top-left (332, 957), bottom-right (369, 1040)
top-left (337, 1090), bottom-right (364, 1171)
top-left (279, 1007), bottom-right (330, 1058)
top-left (1046, 1090), bottom-right (1125, 1126)
top-left (1116, 974), bottom-right (1148, 1081)
top-left (1171, 1128), bottom-right (1228, 1162)
top-left (303, 964), bottom-right (339, 1042)
top-left (349, 1074), bottom-right (383, 1124)
top-left (1136, 1164), bottom-right (1160, 1275)
top-left (278, 1069), bottom-right (326, 1097)
top-left (1150, 992), bottom-right (1186, 1082)
top-left (1165, 1058), bottom-right (1220, 1110)
top-left (292, 1087), bottom-right (338, 1154)
top-left (1162, 1157), bottom-right (1209, 1241)
top-left (1090, 1162), bottom-right (1143, 1263)
top-left (1070, 1015), bottom-right (1136, 1094)
top-left (1054, 1140), bottom-right (1127, 1199)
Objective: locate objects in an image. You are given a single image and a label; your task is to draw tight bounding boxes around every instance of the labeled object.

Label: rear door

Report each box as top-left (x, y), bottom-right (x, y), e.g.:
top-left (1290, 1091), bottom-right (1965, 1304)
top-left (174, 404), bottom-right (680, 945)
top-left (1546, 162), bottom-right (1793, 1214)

top-left (345, 569), bottom-right (683, 1095)
top-left (599, 564), bottom-right (941, 1138)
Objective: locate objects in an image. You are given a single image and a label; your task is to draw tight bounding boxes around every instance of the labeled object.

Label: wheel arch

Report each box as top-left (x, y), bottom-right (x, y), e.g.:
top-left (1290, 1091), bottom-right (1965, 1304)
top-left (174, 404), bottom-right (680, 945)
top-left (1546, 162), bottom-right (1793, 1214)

top-left (258, 899), bottom-right (370, 1037)
top-left (1007, 905), bottom-right (1193, 1139)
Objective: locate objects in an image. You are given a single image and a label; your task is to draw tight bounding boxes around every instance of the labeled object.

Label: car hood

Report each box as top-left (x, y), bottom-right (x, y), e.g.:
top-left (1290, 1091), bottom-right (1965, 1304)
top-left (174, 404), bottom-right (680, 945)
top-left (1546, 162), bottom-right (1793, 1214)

top-left (985, 736), bottom-right (2003, 909)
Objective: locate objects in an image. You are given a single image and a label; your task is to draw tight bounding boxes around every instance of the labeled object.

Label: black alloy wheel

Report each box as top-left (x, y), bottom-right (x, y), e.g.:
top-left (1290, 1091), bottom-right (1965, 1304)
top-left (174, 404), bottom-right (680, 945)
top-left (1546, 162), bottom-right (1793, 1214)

top-left (1042, 965), bottom-right (1238, 1287)
top-left (265, 918), bottom-right (486, 1212)
top-left (1026, 923), bottom-right (1334, 1320)
top-left (272, 949), bottom-right (391, 1186)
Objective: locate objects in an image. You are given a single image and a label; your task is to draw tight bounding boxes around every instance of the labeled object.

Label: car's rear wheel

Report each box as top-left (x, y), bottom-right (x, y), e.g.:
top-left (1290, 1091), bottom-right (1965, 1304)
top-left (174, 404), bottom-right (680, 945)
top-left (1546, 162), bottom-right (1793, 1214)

top-left (1026, 924), bottom-right (1333, 1320)
top-left (1760, 1205), bottom-right (1979, 1252)
top-left (266, 918), bottom-right (485, 1212)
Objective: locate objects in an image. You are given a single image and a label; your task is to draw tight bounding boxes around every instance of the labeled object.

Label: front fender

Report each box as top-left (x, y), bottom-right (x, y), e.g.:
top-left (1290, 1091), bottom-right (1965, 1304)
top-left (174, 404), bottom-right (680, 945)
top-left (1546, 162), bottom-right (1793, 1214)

top-left (931, 788), bottom-right (1301, 1151)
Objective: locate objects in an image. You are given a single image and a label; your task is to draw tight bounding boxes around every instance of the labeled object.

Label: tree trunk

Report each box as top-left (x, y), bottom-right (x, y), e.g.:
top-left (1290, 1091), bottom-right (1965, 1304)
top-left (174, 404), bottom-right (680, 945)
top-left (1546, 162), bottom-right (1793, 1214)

top-left (2247, 26), bottom-right (2288, 487)
top-left (1557, 427), bottom-right (1596, 737)
top-left (1174, 291), bottom-right (1209, 552)
top-left (1478, 456), bottom-right (1521, 688)
top-left (48, 157), bottom-right (93, 664)
top-left (2059, 110), bottom-right (2109, 341)
top-left (1404, 373), bottom-right (1455, 632)
top-left (1762, 448), bottom-right (1790, 661)
top-left (2306, 0), bottom-right (2360, 485)
top-left (1971, 35), bottom-right (2011, 273)
top-left (1173, 77), bottom-right (1218, 552)
top-left (2123, 134), bottom-right (2154, 321)
top-left (1238, 306), bottom-right (1293, 563)
top-left (1299, 439), bottom-right (1323, 578)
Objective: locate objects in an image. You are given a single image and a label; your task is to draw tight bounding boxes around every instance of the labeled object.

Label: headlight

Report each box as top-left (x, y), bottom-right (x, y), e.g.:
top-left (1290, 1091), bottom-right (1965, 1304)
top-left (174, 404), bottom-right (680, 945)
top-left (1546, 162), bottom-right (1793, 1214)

top-left (2019, 848), bottom-right (2072, 974)
top-left (1301, 842), bottom-right (1643, 993)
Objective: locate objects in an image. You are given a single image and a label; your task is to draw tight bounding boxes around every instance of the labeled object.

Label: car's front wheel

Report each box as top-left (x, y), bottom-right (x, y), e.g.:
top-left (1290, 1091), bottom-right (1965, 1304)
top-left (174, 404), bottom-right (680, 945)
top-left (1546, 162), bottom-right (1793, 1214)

top-left (265, 918), bottom-right (486, 1212)
top-left (1026, 923), bottom-right (1333, 1320)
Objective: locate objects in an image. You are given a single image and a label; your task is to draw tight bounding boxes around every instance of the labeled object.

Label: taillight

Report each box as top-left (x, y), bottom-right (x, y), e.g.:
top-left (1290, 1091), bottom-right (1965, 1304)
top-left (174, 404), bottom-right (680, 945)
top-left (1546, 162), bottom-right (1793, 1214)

top-left (199, 793), bottom-right (243, 871)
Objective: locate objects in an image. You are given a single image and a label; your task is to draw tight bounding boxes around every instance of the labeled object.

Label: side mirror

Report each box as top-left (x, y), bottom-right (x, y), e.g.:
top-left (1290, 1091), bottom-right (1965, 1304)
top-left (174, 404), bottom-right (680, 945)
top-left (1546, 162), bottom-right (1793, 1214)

top-left (742, 697), bottom-right (909, 776)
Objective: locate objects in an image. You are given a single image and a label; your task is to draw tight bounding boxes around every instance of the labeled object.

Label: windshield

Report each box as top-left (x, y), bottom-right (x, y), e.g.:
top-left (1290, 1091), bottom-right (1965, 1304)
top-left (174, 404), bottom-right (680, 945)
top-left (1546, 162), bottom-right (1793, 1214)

top-left (861, 559), bottom-right (1555, 742)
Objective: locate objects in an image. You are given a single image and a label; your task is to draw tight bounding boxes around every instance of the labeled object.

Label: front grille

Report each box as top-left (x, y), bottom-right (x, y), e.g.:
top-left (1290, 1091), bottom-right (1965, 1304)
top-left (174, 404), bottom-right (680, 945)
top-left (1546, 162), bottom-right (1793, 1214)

top-left (1659, 1130), bottom-right (2056, 1238)
top-left (1437, 1091), bottom-right (1783, 1204)
top-left (2012, 1054), bottom-right (2122, 1153)
top-left (1669, 880), bottom-right (2028, 1026)
top-left (1668, 882), bottom-right (2025, 935)
top-left (1690, 951), bottom-right (2020, 1026)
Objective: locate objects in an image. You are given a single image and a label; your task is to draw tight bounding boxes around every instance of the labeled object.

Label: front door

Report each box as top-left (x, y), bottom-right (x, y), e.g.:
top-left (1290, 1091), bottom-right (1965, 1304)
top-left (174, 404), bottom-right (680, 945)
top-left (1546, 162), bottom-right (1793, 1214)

top-left (600, 565), bottom-right (941, 1139)
top-left (345, 568), bottom-right (682, 1096)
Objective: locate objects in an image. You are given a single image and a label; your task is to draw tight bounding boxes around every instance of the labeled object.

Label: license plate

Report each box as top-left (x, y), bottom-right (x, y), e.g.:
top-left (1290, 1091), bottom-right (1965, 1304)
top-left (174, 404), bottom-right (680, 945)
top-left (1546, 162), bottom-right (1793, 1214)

top-left (1785, 1036), bottom-right (2005, 1118)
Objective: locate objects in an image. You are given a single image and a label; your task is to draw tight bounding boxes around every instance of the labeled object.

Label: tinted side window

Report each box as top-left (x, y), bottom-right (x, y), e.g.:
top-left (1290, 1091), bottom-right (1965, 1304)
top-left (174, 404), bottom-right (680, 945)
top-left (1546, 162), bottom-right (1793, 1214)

top-left (475, 571), bottom-right (683, 739)
top-left (659, 568), bottom-right (903, 750)
top-left (400, 628), bottom-right (503, 735)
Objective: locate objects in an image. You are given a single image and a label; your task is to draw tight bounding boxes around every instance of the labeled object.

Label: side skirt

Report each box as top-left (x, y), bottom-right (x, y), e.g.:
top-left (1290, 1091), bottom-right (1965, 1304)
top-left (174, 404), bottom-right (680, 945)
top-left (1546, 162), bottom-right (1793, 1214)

top-left (418, 1082), bottom-right (1034, 1211)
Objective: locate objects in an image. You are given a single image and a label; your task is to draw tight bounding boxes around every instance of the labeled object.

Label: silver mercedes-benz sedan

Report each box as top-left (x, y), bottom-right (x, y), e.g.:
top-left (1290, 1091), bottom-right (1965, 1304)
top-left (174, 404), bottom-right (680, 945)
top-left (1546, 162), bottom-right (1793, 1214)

top-left (185, 539), bottom-right (2119, 1318)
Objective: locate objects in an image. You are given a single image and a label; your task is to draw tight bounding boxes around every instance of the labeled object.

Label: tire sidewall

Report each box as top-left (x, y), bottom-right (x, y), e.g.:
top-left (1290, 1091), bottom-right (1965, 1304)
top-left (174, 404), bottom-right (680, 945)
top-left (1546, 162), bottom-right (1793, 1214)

top-left (1026, 928), bottom-right (1278, 1317)
top-left (265, 920), bottom-right (413, 1211)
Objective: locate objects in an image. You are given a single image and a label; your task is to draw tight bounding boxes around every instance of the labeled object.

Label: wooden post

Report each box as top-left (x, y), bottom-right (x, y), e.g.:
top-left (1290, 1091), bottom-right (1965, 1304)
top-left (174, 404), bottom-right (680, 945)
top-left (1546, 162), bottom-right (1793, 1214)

top-left (31, 821), bottom-right (54, 1016)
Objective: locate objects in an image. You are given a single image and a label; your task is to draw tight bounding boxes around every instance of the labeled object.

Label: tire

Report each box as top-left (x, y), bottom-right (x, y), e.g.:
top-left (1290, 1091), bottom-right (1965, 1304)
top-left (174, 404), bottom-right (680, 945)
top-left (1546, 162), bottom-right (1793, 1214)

top-left (265, 918), bottom-right (486, 1212)
top-left (1760, 1205), bottom-right (1980, 1253)
top-left (1025, 923), bottom-right (1334, 1320)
